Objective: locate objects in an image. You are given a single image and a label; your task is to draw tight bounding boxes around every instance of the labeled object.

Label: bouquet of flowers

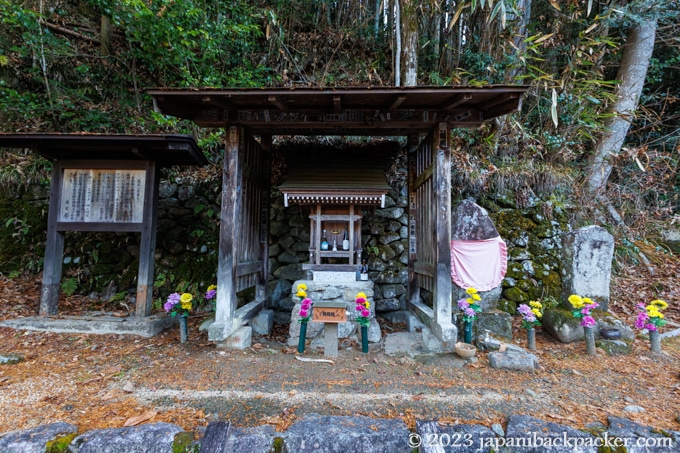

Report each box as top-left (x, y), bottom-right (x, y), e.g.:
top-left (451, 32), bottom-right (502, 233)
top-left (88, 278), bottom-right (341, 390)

top-left (518, 301), bottom-right (543, 329)
top-left (355, 292), bottom-right (371, 327)
top-left (164, 292), bottom-right (193, 317)
top-left (568, 294), bottom-right (599, 328)
top-left (296, 283), bottom-right (313, 323)
top-left (634, 299), bottom-right (668, 332)
top-left (457, 287), bottom-right (482, 323)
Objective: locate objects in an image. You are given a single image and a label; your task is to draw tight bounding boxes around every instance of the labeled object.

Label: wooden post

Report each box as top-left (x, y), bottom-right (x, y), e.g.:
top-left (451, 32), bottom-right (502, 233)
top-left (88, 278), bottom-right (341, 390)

top-left (407, 133), bottom-right (420, 306)
top-left (135, 159), bottom-right (159, 316)
top-left (432, 123), bottom-right (455, 342)
top-left (40, 160), bottom-right (65, 316)
top-left (210, 126), bottom-right (242, 341)
top-left (258, 135), bottom-right (272, 307)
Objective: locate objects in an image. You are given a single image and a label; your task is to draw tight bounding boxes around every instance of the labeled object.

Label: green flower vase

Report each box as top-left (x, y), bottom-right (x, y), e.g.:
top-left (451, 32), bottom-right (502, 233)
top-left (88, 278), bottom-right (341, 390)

top-left (179, 314), bottom-right (188, 343)
top-left (298, 321), bottom-right (308, 353)
top-left (361, 325), bottom-right (369, 353)
top-left (463, 320), bottom-right (473, 344)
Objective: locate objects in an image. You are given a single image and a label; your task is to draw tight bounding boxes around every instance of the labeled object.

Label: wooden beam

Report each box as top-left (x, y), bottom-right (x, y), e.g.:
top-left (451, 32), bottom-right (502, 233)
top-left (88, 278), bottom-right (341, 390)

top-left (389, 95), bottom-right (406, 110)
top-left (40, 161), bottom-right (65, 316)
top-left (441, 94), bottom-right (472, 111)
top-left (432, 123), bottom-right (455, 342)
top-left (333, 95), bottom-right (342, 112)
top-left (135, 161), bottom-right (159, 316)
top-left (236, 260), bottom-right (263, 277)
top-left (210, 126), bottom-right (242, 342)
top-left (267, 95), bottom-right (288, 111)
top-left (480, 94), bottom-right (518, 112)
top-left (413, 162), bottom-right (434, 190)
top-left (407, 133), bottom-right (419, 306)
top-left (259, 135), bottom-right (272, 307)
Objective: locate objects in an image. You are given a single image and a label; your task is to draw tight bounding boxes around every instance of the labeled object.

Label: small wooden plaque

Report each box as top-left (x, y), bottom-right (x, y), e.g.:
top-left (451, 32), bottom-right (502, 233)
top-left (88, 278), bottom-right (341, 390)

top-left (312, 302), bottom-right (347, 323)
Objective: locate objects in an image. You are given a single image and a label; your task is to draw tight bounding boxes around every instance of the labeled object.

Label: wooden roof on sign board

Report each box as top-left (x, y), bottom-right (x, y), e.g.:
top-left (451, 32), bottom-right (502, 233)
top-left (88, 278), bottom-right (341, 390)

top-left (0, 133), bottom-right (207, 167)
top-left (147, 86), bottom-right (528, 135)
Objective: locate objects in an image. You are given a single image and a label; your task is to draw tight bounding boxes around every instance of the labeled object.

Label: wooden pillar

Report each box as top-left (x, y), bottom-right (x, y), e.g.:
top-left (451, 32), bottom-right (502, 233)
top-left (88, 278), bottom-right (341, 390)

top-left (40, 160), bottom-right (64, 316)
top-left (210, 126), bottom-right (242, 341)
top-left (406, 133), bottom-right (420, 306)
top-left (432, 123), bottom-right (455, 342)
top-left (258, 135), bottom-right (272, 308)
top-left (135, 159), bottom-right (159, 316)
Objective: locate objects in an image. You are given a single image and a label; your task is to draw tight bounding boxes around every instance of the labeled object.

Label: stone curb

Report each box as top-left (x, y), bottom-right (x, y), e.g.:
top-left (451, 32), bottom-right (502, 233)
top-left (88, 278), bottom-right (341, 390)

top-left (1, 414), bottom-right (679, 453)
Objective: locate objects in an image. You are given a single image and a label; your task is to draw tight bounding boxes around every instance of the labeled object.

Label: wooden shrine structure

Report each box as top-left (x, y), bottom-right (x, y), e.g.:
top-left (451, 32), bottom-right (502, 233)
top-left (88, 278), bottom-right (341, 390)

top-left (0, 134), bottom-right (207, 318)
top-left (149, 86), bottom-right (527, 342)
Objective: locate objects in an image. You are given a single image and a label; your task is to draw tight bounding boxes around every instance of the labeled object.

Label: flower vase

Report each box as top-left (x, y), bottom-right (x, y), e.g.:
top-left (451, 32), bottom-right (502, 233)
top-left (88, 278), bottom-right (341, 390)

top-left (649, 329), bottom-right (661, 354)
top-left (527, 327), bottom-right (536, 350)
top-left (584, 326), bottom-right (596, 356)
top-left (179, 314), bottom-right (188, 343)
top-left (463, 320), bottom-right (473, 344)
top-left (298, 321), bottom-right (308, 353)
top-left (361, 325), bottom-right (369, 353)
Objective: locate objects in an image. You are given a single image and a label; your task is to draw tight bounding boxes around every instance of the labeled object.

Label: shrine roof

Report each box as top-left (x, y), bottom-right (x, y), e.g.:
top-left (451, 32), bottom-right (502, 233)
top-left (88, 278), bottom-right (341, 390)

top-left (147, 86), bottom-right (528, 135)
top-left (278, 151), bottom-right (392, 207)
top-left (0, 133), bottom-right (207, 167)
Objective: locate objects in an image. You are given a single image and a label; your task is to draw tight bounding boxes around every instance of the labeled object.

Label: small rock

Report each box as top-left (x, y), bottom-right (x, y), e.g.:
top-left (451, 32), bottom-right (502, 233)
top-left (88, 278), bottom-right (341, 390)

top-left (491, 423), bottom-right (505, 437)
top-left (526, 389), bottom-right (537, 398)
top-left (624, 396), bottom-right (635, 403)
top-left (122, 382), bottom-right (135, 393)
top-left (623, 405), bottom-right (645, 413)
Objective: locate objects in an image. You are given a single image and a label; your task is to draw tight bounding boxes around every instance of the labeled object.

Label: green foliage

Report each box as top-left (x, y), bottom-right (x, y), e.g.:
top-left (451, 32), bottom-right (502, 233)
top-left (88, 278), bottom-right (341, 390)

top-left (61, 277), bottom-right (78, 296)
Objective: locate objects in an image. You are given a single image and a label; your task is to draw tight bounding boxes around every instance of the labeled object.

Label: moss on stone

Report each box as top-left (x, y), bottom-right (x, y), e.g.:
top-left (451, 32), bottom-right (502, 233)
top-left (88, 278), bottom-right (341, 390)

top-left (45, 433), bottom-right (77, 453)
top-left (172, 431), bottom-right (196, 453)
top-left (503, 286), bottom-right (527, 302)
top-left (491, 210), bottom-right (537, 243)
top-left (497, 299), bottom-right (517, 315)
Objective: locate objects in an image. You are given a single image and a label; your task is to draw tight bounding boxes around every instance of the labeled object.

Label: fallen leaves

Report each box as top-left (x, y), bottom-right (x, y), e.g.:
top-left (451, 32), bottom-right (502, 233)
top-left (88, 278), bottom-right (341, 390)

top-left (124, 410), bottom-right (157, 427)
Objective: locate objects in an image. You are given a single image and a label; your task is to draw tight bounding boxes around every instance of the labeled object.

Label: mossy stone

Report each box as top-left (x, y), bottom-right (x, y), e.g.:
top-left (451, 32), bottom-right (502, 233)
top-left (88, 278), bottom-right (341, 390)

top-left (172, 431), bottom-right (196, 453)
top-left (505, 262), bottom-right (524, 279)
top-left (595, 339), bottom-right (632, 356)
top-left (497, 299), bottom-right (517, 315)
top-left (503, 286), bottom-right (528, 303)
top-left (46, 433), bottom-right (77, 453)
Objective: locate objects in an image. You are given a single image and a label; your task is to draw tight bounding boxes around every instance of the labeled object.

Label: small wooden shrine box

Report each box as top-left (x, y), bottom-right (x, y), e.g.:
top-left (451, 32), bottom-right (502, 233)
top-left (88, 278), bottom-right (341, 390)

top-left (278, 155), bottom-right (391, 270)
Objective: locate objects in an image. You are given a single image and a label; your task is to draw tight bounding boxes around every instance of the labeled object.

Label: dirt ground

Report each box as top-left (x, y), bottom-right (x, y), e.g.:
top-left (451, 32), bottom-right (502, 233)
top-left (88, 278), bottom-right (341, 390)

top-left (1, 250), bottom-right (679, 436)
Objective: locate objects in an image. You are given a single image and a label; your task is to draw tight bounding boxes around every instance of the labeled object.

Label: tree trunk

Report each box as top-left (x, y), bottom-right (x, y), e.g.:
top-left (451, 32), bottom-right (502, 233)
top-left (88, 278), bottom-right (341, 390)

top-left (400, 0), bottom-right (418, 86)
top-left (100, 15), bottom-right (112, 56)
top-left (394, 0), bottom-right (401, 86)
top-left (587, 19), bottom-right (657, 194)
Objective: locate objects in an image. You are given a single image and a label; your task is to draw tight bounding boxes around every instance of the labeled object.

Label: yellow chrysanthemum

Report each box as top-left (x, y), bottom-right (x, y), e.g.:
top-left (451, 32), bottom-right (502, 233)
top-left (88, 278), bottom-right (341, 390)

top-left (297, 283), bottom-right (307, 291)
top-left (472, 293), bottom-right (481, 301)
top-left (582, 297), bottom-right (593, 304)
top-left (364, 302), bottom-right (370, 308)
top-left (207, 284), bottom-right (217, 291)
top-left (356, 292), bottom-right (367, 299)
top-left (568, 294), bottom-right (584, 308)
top-left (466, 287), bottom-right (478, 295)
top-left (180, 293), bottom-right (193, 304)
top-left (651, 299), bottom-right (668, 310)
top-left (529, 301), bottom-right (542, 308)
top-left (296, 290), bottom-right (307, 298)
top-left (531, 308), bottom-right (542, 318)
top-left (181, 301), bottom-right (192, 310)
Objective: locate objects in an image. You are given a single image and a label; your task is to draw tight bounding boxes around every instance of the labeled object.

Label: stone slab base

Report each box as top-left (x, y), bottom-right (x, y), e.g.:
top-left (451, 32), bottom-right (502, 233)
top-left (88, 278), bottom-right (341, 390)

top-left (0, 313), bottom-right (176, 338)
top-left (217, 326), bottom-right (252, 350)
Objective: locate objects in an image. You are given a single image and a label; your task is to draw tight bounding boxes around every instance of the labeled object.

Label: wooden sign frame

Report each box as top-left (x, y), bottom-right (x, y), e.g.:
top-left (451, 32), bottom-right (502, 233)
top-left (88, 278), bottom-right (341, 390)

top-left (42, 159), bottom-right (159, 317)
top-left (311, 302), bottom-right (347, 323)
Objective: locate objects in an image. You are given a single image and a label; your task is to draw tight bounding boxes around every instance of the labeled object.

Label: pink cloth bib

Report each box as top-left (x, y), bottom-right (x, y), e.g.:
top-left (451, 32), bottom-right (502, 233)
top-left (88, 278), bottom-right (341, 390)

top-left (450, 236), bottom-right (507, 291)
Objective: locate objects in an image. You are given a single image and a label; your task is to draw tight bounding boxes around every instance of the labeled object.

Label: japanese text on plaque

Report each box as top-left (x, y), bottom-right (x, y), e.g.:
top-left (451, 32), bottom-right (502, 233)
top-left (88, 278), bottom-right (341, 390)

top-left (59, 169), bottom-right (146, 223)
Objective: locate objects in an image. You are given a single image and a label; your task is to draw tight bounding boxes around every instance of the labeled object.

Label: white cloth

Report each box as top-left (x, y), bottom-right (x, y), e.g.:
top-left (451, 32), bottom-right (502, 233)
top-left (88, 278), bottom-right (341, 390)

top-left (450, 236), bottom-right (507, 291)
